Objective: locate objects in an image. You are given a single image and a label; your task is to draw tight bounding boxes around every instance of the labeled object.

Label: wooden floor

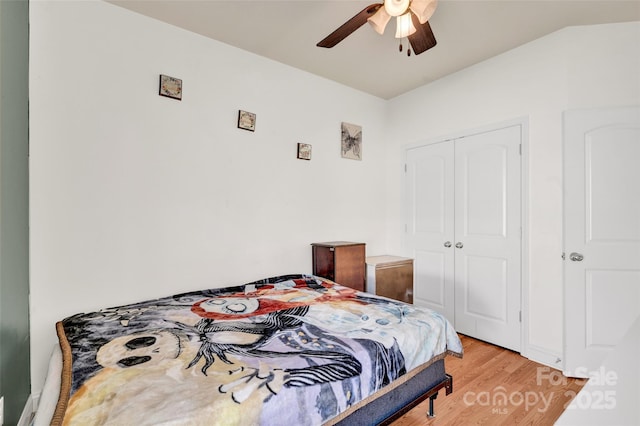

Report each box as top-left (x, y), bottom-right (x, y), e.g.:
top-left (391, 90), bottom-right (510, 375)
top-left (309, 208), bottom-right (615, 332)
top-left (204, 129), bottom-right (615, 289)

top-left (392, 335), bottom-right (585, 425)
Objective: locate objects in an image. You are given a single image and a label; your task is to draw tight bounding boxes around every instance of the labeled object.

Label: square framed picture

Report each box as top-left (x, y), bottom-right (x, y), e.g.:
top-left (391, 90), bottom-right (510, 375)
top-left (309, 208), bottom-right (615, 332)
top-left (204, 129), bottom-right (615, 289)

top-left (159, 74), bottom-right (182, 100)
top-left (238, 110), bottom-right (256, 132)
top-left (297, 143), bottom-right (312, 160)
top-left (341, 122), bottom-right (362, 160)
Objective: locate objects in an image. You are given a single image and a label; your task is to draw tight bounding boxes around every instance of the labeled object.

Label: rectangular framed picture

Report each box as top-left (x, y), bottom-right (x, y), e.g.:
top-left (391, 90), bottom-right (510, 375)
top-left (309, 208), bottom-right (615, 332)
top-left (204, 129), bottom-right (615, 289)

top-left (297, 143), bottom-right (312, 160)
top-left (238, 110), bottom-right (256, 132)
top-left (341, 122), bottom-right (362, 160)
top-left (159, 74), bottom-right (182, 100)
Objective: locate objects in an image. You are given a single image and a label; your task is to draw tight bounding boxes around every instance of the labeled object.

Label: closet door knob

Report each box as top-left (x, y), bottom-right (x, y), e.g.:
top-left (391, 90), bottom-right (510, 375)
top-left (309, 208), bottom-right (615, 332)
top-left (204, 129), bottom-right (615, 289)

top-left (569, 252), bottom-right (584, 261)
top-left (444, 241), bottom-right (452, 248)
top-left (455, 242), bottom-right (464, 249)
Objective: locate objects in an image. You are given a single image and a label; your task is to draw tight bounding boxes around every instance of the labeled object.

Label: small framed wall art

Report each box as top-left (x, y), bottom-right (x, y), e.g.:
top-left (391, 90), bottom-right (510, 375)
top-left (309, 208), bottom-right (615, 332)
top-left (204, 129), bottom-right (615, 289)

top-left (341, 122), bottom-right (362, 160)
top-left (159, 74), bottom-right (182, 100)
top-left (297, 143), bottom-right (312, 160)
top-left (237, 110), bottom-right (256, 132)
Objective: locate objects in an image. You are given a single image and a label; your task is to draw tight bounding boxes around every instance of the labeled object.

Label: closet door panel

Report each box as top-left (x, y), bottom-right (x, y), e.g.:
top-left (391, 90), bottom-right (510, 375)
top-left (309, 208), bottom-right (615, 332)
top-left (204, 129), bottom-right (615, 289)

top-left (463, 144), bottom-right (507, 238)
top-left (414, 251), bottom-right (446, 308)
top-left (454, 125), bottom-right (522, 351)
top-left (406, 142), bottom-right (455, 321)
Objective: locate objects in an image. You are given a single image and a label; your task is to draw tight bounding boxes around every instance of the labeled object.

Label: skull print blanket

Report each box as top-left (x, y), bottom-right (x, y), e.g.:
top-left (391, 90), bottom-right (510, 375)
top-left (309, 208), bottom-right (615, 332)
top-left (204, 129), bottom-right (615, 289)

top-left (53, 274), bottom-right (463, 425)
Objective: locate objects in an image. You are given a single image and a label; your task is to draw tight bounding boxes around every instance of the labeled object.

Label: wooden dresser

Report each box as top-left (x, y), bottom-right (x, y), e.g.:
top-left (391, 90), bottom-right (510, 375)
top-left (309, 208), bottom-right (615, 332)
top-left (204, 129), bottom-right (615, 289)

top-left (311, 241), bottom-right (366, 291)
top-left (366, 255), bottom-right (414, 303)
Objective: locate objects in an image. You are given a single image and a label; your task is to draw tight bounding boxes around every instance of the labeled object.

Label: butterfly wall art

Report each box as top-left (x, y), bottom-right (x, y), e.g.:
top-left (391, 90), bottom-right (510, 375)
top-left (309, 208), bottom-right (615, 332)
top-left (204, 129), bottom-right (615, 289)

top-left (341, 122), bottom-right (362, 160)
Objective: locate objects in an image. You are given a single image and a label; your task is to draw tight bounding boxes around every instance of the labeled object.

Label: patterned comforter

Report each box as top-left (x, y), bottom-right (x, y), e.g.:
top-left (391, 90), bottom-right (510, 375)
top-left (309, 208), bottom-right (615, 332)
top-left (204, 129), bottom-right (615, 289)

top-left (54, 274), bottom-right (463, 425)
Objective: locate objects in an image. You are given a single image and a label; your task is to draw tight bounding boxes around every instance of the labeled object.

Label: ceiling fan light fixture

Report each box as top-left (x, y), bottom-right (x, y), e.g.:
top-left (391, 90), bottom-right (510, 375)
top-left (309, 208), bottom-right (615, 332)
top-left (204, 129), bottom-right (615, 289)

top-left (409, 0), bottom-right (438, 24)
top-left (395, 12), bottom-right (416, 38)
top-left (367, 7), bottom-right (391, 35)
top-left (317, 1), bottom-right (438, 56)
top-left (384, 0), bottom-right (410, 17)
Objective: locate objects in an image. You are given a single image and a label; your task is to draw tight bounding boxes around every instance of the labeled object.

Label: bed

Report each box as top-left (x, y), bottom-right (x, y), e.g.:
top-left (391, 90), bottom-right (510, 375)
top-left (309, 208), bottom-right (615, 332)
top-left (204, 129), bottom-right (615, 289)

top-left (35, 274), bottom-right (462, 425)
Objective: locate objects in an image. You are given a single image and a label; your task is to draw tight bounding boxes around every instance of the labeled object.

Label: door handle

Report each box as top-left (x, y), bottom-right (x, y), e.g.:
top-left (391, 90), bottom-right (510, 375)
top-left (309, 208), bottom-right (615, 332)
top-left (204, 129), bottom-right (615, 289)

top-left (569, 252), bottom-right (584, 261)
top-left (444, 241), bottom-right (452, 248)
top-left (455, 242), bottom-right (463, 249)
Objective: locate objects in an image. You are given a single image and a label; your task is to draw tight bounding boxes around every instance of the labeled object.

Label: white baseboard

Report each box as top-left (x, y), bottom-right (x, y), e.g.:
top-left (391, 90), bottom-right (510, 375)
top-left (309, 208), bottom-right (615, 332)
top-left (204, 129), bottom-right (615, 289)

top-left (18, 394), bottom-right (34, 426)
top-left (524, 343), bottom-right (564, 371)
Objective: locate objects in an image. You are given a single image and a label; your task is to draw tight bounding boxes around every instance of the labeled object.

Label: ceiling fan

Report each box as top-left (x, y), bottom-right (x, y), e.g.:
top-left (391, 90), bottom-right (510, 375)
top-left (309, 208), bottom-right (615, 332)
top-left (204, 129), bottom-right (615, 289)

top-left (317, 0), bottom-right (438, 56)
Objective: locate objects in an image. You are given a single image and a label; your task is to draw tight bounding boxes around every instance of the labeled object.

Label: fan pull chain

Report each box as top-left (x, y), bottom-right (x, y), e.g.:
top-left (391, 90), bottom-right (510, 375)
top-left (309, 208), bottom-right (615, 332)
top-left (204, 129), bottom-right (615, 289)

top-left (398, 39), bottom-right (412, 57)
top-left (398, 39), bottom-right (411, 56)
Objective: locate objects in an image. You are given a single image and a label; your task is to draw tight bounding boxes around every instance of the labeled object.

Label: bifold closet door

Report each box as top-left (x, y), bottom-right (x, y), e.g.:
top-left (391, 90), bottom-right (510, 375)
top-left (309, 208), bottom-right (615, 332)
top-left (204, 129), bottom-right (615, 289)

top-left (406, 141), bottom-right (455, 322)
top-left (406, 124), bottom-right (522, 352)
top-left (453, 126), bottom-right (522, 352)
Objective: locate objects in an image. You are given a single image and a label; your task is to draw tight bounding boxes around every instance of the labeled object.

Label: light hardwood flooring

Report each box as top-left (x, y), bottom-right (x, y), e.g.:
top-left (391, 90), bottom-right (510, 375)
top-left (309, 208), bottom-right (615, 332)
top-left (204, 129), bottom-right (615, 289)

top-left (392, 335), bottom-right (585, 425)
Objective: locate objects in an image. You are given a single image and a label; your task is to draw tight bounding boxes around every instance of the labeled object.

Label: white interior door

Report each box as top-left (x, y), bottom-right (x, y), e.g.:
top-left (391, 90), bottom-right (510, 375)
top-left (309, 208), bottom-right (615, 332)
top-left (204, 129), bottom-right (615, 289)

top-left (564, 107), bottom-right (640, 376)
top-left (453, 126), bottom-right (522, 352)
top-left (406, 141), bottom-right (455, 322)
top-left (406, 124), bottom-right (522, 351)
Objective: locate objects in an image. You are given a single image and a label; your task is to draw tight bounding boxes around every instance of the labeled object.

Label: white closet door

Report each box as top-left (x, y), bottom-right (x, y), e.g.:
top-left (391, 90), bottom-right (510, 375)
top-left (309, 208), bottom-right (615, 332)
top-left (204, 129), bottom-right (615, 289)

top-left (453, 125), bottom-right (522, 351)
top-left (564, 107), bottom-right (640, 375)
top-left (406, 141), bottom-right (455, 322)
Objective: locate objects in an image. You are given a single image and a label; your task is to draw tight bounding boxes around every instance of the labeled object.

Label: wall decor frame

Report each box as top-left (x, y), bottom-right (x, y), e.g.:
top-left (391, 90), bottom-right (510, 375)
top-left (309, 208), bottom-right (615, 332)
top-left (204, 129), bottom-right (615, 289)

top-left (238, 110), bottom-right (256, 131)
top-left (297, 143), bottom-right (312, 160)
top-left (341, 122), bottom-right (362, 160)
top-left (158, 74), bottom-right (182, 100)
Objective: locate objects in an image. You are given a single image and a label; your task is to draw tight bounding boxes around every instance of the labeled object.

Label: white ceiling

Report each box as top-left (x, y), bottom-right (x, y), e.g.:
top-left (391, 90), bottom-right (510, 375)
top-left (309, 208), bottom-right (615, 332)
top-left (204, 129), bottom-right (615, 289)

top-left (108, 0), bottom-right (640, 99)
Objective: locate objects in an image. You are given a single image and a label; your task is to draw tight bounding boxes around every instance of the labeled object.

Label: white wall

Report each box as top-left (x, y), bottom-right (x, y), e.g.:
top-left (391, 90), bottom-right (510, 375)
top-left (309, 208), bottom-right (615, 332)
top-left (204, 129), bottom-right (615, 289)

top-left (29, 0), bottom-right (388, 392)
top-left (384, 22), bottom-right (640, 365)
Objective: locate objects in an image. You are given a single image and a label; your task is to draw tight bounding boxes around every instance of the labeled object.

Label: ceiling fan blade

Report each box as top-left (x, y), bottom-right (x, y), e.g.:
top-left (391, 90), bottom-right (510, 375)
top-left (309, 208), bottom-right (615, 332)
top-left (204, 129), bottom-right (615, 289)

top-left (408, 14), bottom-right (437, 55)
top-left (317, 3), bottom-right (383, 48)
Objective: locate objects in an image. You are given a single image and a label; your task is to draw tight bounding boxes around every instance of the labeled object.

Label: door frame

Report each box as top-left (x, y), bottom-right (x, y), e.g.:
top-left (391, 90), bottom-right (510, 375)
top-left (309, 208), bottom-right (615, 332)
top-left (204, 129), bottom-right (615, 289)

top-left (403, 117), bottom-right (530, 355)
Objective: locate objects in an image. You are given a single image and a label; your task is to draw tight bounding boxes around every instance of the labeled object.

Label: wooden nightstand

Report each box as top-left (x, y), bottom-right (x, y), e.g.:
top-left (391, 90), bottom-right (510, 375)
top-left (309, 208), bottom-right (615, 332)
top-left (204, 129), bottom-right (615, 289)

top-left (311, 241), bottom-right (366, 291)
